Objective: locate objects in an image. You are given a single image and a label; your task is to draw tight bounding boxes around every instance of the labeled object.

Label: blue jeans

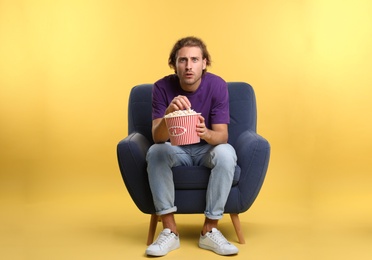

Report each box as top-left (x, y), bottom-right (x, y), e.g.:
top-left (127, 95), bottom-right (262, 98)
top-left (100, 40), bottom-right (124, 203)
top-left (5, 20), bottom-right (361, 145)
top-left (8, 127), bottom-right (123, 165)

top-left (146, 142), bottom-right (237, 220)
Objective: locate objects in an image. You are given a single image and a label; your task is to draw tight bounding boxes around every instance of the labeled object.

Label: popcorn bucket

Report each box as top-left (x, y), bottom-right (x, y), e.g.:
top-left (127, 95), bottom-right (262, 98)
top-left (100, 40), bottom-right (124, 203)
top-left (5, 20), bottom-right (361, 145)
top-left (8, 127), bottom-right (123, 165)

top-left (164, 113), bottom-right (201, 146)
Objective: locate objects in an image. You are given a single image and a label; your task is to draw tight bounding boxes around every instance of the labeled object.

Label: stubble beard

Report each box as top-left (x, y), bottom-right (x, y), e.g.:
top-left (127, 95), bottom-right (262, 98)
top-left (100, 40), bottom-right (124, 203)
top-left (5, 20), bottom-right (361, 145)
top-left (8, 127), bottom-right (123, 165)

top-left (180, 72), bottom-right (203, 90)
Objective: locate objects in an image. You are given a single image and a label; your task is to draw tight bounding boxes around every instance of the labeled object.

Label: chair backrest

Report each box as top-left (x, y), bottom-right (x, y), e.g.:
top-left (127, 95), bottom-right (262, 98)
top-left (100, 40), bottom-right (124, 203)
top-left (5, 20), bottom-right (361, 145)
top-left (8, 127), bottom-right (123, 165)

top-left (227, 82), bottom-right (257, 146)
top-left (127, 82), bottom-right (257, 147)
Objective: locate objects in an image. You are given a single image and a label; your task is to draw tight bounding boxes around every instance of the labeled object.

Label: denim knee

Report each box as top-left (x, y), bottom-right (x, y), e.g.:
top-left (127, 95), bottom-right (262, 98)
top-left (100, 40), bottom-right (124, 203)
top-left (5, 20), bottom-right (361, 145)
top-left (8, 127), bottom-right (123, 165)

top-left (146, 143), bottom-right (170, 162)
top-left (210, 143), bottom-right (237, 167)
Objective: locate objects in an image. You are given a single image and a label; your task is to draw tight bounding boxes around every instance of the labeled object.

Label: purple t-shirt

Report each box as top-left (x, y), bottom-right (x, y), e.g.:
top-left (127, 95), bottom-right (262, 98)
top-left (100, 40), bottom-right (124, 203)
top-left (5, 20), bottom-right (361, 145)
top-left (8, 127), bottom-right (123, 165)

top-left (152, 72), bottom-right (229, 129)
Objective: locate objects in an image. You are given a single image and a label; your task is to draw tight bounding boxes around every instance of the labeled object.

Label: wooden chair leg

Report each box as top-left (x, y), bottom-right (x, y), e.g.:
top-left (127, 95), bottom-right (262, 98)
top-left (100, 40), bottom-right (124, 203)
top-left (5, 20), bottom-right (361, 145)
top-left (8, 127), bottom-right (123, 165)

top-left (147, 214), bottom-right (159, 245)
top-left (230, 213), bottom-right (245, 244)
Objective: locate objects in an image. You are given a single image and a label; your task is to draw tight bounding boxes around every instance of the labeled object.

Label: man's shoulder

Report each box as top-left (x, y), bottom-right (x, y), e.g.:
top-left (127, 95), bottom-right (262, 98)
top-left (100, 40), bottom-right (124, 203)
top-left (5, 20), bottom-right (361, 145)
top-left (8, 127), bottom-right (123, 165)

top-left (203, 72), bottom-right (226, 85)
top-left (155, 74), bottom-right (178, 85)
top-left (202, 73), bottom-right (227, 92)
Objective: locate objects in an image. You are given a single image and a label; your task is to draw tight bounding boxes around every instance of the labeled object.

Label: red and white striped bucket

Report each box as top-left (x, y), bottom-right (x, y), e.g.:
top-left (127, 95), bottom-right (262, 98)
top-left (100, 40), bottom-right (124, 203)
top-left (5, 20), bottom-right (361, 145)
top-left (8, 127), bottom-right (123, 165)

top-left (165, 113), bottom-right (200, 146)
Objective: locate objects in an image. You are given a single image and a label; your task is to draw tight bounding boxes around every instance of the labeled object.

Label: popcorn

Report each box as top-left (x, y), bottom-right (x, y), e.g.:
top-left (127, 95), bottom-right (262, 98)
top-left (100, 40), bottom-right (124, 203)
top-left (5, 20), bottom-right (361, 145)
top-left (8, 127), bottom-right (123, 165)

top-left (164, 109), bottom-right (198, 118)
top-left (164, 109), bottom-right (201, 145)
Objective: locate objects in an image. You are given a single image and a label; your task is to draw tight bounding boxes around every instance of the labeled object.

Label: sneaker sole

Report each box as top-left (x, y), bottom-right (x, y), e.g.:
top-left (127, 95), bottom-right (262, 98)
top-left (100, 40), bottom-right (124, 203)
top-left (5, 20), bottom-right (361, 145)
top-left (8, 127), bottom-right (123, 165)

top-left (146, 243), bottom-right (180, 256)
top-left (199, 243), bottom-right (239, 256)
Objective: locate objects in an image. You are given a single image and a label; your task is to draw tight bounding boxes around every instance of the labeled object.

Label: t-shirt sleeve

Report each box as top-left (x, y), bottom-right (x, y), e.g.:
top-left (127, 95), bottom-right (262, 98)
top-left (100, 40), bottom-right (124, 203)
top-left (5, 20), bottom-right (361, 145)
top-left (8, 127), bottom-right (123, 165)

top-left (210, 80), bottom-right (230, 125)
top-left (152, 82), bottom-right (168, 120)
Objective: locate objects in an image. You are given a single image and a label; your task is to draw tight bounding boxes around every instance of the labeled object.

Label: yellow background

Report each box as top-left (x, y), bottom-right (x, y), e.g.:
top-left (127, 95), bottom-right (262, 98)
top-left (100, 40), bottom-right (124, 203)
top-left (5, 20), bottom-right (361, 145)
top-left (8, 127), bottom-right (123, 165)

top-left (1, 0), bottom-right (371, 259)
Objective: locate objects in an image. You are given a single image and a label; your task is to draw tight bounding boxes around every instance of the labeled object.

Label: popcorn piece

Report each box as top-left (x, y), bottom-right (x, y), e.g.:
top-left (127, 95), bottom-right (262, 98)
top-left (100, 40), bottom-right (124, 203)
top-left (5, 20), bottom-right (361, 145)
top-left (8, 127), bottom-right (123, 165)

top-left (164, 109), bottom-right (198, 118)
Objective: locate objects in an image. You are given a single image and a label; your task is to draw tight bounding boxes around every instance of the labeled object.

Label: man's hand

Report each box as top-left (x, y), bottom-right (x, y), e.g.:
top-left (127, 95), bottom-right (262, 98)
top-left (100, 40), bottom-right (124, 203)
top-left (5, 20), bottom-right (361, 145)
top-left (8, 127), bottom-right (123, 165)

top-left (166, 95), bottom-right (191, 115)
top-left (196, 115), bottom-right (210, 140)
top-left (196, 115), bottom-right (228, 145)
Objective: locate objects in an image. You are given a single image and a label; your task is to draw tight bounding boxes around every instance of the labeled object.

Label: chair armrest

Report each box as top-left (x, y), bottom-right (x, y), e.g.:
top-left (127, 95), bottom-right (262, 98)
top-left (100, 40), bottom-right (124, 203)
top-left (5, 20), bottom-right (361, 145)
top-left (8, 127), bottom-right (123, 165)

top-left (117, 132), bottom-right (155, 214)
top-left (233, 130), bottom-right (271, 211)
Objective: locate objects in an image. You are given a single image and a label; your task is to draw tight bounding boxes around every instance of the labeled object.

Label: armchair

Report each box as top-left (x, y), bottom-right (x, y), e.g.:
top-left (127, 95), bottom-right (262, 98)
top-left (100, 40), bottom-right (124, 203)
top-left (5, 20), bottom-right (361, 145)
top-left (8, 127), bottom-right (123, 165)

top-left (117, 82), bottom-right (270, 245)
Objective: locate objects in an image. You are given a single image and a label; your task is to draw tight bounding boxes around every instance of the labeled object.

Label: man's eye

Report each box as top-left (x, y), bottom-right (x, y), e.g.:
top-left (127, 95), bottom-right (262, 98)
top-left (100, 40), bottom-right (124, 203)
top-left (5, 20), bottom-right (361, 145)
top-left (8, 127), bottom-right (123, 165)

top-left (192, 58), bottom-right (198, 62)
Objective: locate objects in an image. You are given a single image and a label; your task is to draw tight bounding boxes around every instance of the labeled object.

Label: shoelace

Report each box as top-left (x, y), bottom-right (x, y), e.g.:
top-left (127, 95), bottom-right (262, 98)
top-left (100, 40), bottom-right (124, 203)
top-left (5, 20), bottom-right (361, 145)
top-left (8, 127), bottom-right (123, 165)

top-left (154, 231), bottom-right (175, 247)
top-left (208, 230), bottom-right (230, 246)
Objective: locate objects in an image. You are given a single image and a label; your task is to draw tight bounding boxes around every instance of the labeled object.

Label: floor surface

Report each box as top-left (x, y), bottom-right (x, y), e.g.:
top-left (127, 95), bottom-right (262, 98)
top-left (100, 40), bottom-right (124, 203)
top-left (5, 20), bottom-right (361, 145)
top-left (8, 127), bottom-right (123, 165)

top-left (1, 153), bottom-right (371, 260)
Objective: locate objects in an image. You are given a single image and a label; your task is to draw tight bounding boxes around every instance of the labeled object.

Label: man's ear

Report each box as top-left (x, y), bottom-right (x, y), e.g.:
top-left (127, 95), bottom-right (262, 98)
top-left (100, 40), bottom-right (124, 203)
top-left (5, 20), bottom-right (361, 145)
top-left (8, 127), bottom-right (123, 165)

top-left (202, 58), bottom-right (207, 70)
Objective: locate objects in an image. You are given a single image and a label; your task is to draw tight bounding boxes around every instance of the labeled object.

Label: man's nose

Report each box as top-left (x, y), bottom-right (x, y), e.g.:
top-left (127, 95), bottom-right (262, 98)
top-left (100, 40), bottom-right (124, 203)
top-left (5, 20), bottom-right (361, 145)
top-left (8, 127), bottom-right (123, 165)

top-left (186, 59), bottom-right (192, 70)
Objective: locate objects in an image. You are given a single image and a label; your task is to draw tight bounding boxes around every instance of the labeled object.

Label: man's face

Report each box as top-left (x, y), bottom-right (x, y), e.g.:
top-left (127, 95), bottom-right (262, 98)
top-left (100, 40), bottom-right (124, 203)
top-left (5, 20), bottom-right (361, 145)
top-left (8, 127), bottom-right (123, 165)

top-left (175, 46), bottom-right (206, 92)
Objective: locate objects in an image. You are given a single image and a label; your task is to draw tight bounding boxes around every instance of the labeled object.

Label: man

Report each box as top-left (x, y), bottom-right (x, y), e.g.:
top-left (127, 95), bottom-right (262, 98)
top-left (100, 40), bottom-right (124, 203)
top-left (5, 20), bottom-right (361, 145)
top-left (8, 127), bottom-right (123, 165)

top-left (145, 36), bottom-right (238, 256)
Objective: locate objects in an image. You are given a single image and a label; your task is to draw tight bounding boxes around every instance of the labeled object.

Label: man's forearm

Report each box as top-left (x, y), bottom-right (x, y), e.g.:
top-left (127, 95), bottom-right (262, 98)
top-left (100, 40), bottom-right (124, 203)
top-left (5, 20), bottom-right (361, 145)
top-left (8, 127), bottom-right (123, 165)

top-left (152, 118), bottom-right (169, 143)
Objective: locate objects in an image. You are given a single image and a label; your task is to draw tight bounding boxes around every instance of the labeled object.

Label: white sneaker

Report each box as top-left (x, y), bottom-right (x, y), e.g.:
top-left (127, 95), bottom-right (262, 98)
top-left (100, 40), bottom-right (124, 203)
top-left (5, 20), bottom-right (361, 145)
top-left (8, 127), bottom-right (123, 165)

top-left (199, 228), bottom-right (239, 255)
top-left (146, 228), bottom-right (180, 256)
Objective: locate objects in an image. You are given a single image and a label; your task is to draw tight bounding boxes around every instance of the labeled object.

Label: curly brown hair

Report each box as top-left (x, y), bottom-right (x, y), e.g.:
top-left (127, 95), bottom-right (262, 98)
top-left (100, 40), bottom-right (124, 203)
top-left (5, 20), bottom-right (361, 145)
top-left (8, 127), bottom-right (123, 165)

top-left (168, 36), bottom-right (211, 74)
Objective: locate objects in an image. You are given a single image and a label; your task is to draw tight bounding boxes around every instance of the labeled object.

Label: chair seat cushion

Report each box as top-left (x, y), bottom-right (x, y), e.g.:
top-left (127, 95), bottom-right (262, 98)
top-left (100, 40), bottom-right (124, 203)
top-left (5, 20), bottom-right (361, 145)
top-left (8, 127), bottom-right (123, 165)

top-left (172, 165), bottom-right (241, 190)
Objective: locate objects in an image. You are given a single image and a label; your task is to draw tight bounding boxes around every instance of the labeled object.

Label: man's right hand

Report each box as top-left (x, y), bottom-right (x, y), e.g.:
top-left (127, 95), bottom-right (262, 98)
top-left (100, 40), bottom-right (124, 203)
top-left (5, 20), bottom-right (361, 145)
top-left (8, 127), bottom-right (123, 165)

top-left (165, 95), bottom-right (191, 115)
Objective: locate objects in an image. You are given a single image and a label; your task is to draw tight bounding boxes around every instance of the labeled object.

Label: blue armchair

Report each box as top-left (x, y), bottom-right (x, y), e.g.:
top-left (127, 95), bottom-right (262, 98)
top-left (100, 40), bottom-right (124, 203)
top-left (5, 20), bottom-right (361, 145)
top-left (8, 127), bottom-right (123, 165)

top-left (117, 82), bottom-right (270, 245)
